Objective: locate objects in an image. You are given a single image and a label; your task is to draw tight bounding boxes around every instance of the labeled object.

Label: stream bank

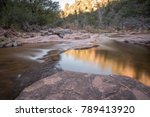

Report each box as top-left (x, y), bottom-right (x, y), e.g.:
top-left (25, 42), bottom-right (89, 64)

top-left (0, 27), bottom-right (150, 99)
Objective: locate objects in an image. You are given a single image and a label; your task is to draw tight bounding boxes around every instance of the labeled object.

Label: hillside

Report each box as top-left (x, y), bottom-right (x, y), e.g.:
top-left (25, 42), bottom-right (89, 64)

top-left (61, 0), bottom-right (150, 31)
top-left (61, 0), bottom-right (111, 17)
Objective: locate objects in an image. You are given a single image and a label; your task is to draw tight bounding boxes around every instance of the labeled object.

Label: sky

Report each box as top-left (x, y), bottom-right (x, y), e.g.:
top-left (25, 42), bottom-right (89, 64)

top-left (53, 0), bottom-right (75, 10)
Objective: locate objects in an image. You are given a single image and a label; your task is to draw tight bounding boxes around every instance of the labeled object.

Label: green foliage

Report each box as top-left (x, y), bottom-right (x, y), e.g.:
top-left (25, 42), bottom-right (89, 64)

top-left (62, 0), bottom-right (150, 30)
top-left (62, 11), bottom-right (99, 29)
top-left (0, 0), bottom-right (59, 29)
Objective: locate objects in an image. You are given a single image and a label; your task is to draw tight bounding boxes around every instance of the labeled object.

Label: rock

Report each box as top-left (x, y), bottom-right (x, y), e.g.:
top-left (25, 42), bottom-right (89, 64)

top-left (0, 38), bottom-right (22, 48)
top-left (17, 41), bottom-right (22, 46)
top-left (5, 38), bottom-right (12, 44)
top-left (12, 41), bottom-right (18, 47)
top-left (41, 31), bottom-right (48, 36)
top-left (0, 41), bottom-right (6, 48)
top-left (0, 43), bottom-right (4, 48)
top-left (0, 38), bottom-right (5, 42)
top-left (62, 0), bottom-right (110, 17)
top-left (4, 29), bottom-right (17, 38)
top-left (17, 74), bottom-right (22, 78)
top-left (81, 34), bottom-right (91, 39)
top-left (124, 40), bottom-right (128, 43)
top-left (0, 28), bottom-right (6, 37)
top-left (74, 36), bottom-right (81, 40)
top-left (16, 71), bottom-right (150, 100)
top-left (74, 44), bottom-right (99, 50)
top-left (5, 42), bottom-right (13, 47)
top-left (30, 34), bottom-right (35, 37)
top-left (51, 55), bottom-right (60, 61)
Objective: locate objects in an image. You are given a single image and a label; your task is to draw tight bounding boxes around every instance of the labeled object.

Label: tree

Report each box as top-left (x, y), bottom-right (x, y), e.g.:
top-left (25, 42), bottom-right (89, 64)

top-left (0, 0), bottom-right (60, 29)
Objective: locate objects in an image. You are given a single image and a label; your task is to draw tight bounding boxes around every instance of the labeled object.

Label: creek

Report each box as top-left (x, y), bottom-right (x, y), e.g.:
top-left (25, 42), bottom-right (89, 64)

top-left (0, 41), bottom-right (150, 99)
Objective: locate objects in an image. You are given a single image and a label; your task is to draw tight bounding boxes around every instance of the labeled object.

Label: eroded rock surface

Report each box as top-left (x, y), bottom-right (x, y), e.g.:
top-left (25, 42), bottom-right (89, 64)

top-left (16, 71), bottom-right (150, 100)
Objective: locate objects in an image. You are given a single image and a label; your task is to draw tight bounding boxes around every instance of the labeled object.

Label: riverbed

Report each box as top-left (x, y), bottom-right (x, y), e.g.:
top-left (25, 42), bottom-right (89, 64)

top-left (0, 40), bottom-right (150, 99)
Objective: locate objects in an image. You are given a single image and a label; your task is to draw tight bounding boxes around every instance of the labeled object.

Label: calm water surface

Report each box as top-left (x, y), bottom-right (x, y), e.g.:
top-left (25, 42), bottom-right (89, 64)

top-left (58, 41), bottom-right (150, 86)
top-left (0, 41), bottom-right (150, 99)
top-left (0, 43), bottom-right (62, 99)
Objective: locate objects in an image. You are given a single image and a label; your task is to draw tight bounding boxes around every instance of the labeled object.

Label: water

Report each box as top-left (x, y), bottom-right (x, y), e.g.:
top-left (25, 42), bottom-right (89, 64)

top-left (0, 41), bottom-right (150, 99)
top-left (58, 41), bottom-right (150, 86)
top-left (0, 43), bottom-right (62, 99)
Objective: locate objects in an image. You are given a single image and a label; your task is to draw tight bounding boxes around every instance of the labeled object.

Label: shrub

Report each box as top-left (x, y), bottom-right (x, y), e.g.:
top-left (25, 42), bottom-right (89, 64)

top-left (0, 0), bottom-right (59, 30)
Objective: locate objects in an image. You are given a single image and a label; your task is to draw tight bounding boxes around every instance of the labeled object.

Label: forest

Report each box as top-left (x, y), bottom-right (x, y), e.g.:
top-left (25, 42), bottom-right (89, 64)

top-left (0, 0), bottom-right (149, 31)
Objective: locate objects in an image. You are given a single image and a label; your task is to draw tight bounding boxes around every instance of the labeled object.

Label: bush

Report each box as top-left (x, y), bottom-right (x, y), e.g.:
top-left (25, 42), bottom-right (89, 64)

top-left (0, 0), bottom-right (59, 30)
top-left (61, 0), bottom-right (150, 30)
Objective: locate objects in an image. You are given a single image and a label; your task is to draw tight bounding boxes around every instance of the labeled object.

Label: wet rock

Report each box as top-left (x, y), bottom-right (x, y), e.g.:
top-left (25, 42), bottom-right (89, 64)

top-left (74, 44), bottom-right (99, 50)
top-left (51, 55), bottom-right (60, 61)
top-left (16, 71), bottom-right (150, 100)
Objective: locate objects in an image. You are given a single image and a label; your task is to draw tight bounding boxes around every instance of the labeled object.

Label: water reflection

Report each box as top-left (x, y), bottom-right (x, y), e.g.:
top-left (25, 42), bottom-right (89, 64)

top-left (58, 41), bottom-right (150, 86)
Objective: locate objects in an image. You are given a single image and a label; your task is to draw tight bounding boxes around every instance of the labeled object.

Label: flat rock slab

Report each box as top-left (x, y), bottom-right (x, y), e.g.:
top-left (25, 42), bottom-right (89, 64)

top-left (16, 71), bottom-right (150, 100)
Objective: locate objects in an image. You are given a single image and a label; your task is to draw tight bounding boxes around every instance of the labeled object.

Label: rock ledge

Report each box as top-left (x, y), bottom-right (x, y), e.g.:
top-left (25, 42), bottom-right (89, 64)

top-left (16, 71), bottom-right (150, 100)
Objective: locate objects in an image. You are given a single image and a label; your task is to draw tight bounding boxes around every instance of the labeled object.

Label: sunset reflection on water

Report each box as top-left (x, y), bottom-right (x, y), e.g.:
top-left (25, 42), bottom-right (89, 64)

top-left (59, 42), bottom-right (150, 86)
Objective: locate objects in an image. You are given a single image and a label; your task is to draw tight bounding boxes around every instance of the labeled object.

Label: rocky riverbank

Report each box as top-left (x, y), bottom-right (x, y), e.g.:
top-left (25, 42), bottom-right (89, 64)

top-left (16, 71), bottom-right (150, 100)
top-left (0, 28), bottom-right (22, 48)
top-left (0, 27), bottom-right (150, 48)
top-left (1, 27), bottom-right (150, 100)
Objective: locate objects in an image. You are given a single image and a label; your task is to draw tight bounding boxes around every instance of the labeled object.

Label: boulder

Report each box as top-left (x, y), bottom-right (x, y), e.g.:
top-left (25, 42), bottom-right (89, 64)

top-left (16, 71), bottom-right (150, 100)
top-left (17, 41), bottom-right (22, 46)
top-left (12, 41), bottom-right (17, 47)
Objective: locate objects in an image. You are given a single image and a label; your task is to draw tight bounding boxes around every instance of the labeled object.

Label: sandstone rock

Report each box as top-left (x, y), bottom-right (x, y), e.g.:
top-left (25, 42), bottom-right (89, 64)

top-left (82, 34), bottom-right (91, 39)
top-left (0, 38), bottom-right (5, 42)
top-left (5, 38), bottom-right (12, 44)
top-left (74, 36), bottom-right (81, 40)
top-left (4, 29), bottom-right (17, 38)
top-left (0, 43), bottom-right (4, 48)
top-left (0, 41), bottom-right (6, 48)
top-left (61, 0), bottom-right (112, 17)
top-left (30, 34), bottom-right (35, 37)
top-left (41, 31), bottom-right (48, 36)
top-left (5, 42), bottom-right (13, 47)
top-left (16, 71), bottom-right (150, 100)
top-left (0, 28), bottom-right (6, 37)
top-left (12, 41), bottom-right (17, 47)
top-left (0, 38), bottom-right (22, 48)
top-left (17, 41), bottom-right (22, 46)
